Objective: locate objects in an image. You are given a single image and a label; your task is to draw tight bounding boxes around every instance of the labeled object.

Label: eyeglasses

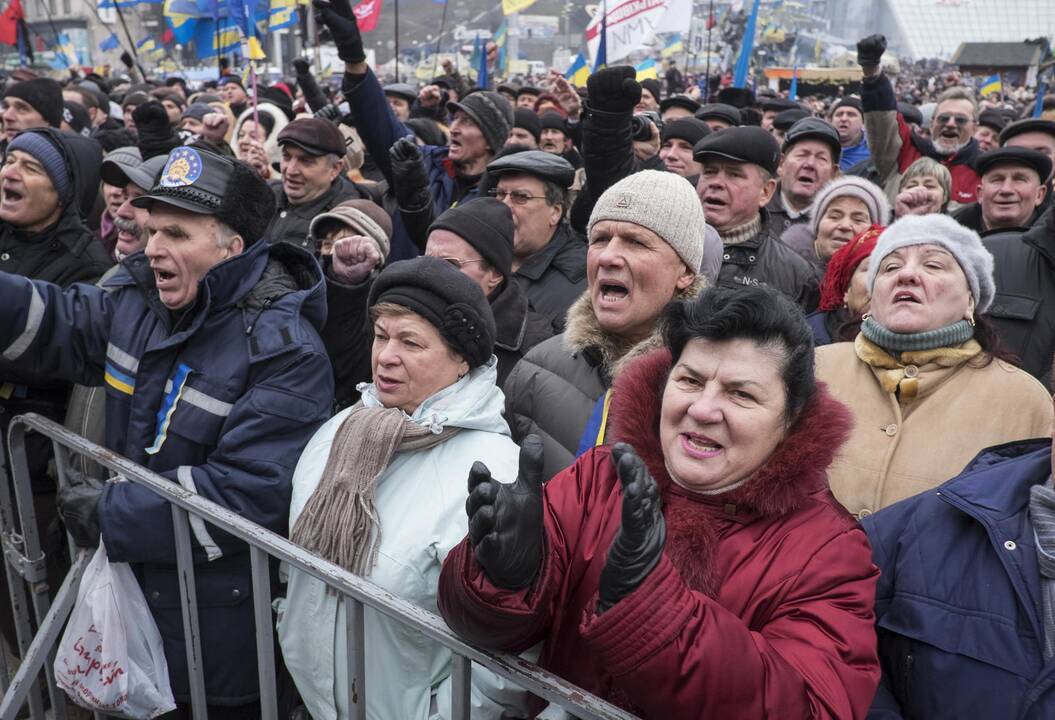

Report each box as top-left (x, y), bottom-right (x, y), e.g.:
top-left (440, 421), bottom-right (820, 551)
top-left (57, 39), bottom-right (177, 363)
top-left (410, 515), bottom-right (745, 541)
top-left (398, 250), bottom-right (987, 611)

top-left (489, 188), bottom-right (547, 205)
top-left (438, 256), bottom-right (486, 270)
top-left (935, 113), bottom-right (971, 127)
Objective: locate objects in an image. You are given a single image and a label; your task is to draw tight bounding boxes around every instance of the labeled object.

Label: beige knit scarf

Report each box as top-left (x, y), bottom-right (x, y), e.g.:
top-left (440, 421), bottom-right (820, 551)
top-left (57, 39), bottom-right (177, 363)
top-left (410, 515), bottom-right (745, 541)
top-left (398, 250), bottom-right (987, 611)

top-left (290, 403), bottom-right (460, 575)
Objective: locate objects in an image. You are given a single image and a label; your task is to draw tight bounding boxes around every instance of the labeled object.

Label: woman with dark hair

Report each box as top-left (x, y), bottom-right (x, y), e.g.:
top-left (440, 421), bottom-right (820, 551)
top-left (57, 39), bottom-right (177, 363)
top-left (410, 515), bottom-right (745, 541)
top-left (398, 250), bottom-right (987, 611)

top-left (807, 226), bottom-right (884, 345)
top-left (438, 285), bottom-right (881, 719)
top-left (816, 213), bottom-right (1053, 518)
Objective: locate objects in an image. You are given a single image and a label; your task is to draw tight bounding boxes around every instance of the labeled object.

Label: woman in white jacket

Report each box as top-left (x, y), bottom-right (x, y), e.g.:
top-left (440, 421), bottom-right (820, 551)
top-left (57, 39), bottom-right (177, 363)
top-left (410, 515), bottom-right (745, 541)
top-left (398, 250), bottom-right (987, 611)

top-left (277, 256), bottom-right (532, 720)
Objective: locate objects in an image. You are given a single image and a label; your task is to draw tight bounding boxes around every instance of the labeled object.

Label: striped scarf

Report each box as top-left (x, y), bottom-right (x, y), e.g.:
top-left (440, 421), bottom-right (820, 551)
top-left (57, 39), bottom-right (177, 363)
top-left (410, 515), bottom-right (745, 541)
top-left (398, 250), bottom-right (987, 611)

top-left (1030, 478), bottom-right (1055, 659)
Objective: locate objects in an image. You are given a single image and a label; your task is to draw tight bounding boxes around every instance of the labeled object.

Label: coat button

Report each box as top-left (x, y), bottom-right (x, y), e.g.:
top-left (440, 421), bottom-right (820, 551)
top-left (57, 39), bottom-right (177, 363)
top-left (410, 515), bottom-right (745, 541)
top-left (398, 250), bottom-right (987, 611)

top-left (0, 253), bottom-right (8, 261)
top-left (904, 364), bottom-right (919, 378)
top-left (1004, 540), bottom-right (1016, 551)
top-left (884, 424), bottom-right (898, 436)
top-left (723, 253), bottom-right (731, 260)
top-left (232, 588), bottom-right (241, 598)
top-left (748, 255), bottom-right (756, 262)
top-left (150, 591), bottom-right (160, 600)
top-left (858, 508), bottom-right (873, 518)
top-left (280, 211), bottom-right (288, 218)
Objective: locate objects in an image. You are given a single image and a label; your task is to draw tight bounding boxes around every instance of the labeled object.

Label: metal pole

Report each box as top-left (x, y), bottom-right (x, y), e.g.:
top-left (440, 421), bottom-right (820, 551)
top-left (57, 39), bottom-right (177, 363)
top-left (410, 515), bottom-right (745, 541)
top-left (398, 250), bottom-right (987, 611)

top-left (704, 0), bottom-right (714, 97)
top-left (432, 0), bottom-right (448, 78)
top-left (113, 2), bottom-right (146, 80)
top-left (394, 0), bottom-right (400, 81)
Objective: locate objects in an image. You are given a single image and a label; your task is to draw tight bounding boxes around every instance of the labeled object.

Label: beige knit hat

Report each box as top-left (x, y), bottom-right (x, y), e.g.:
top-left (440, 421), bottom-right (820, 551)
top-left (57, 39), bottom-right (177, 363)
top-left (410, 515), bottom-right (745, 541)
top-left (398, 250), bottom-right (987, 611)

top-left (309, 199), bottom-right (394, 261)
top-left (587, 170), bottom-right (706, 273)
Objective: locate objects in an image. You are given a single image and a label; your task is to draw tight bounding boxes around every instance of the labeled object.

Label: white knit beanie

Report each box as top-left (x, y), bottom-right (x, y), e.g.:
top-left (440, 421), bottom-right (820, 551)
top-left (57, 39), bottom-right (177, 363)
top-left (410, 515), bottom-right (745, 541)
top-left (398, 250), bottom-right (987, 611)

top-left (587, 170), bottom-right (706, 272)
top-left (807, 175), bottom-right (892, 237)
top-left (866, 213), bottom-right (995, 313)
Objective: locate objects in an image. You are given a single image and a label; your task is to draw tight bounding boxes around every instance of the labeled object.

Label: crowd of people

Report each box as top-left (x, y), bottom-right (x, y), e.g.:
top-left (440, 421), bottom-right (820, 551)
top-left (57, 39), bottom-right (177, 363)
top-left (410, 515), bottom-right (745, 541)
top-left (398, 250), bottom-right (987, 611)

top-left (0, 0), bottom-right (1054, 715)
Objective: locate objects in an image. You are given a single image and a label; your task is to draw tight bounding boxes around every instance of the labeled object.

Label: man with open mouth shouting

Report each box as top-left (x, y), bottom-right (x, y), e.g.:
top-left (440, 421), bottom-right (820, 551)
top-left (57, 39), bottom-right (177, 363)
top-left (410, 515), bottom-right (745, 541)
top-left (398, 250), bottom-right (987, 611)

top-left (504, 169), bottom-right (709, 481)
top-left (0, 144), bottom-right (334, 714)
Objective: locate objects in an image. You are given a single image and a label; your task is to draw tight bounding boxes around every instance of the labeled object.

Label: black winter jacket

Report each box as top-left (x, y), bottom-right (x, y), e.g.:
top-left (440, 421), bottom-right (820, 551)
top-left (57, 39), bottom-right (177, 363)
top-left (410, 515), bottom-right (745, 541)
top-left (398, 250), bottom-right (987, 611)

top-left (265, 176), bottom-right (375, 252)
top-left (716, 209), bottom-right (820, 311)
top-left (984, 205), bottom-right (1055, 387)
top-left (514, 223), bottom-right (587, 330)
top-left (568, 102), bottom-right (638, 234)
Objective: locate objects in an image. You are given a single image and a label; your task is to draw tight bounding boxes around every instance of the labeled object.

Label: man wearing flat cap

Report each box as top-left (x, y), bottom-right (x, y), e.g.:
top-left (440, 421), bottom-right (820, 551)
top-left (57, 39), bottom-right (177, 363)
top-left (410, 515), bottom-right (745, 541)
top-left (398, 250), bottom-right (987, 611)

top-left (383, 83), bottom-right (416, 121)
top-left (314, 0), bottom-right (513, 255)
top-left (538, 111), bottom-right (582, 169)
top-left (0, 145), bottom-right (333, 712)
top-left (486, 150), bottom-right (586, 326)
top-left (767, 117), bottom-right (842, 236)
top-left (694, 125), bottom-right (820, 309)
top-left (694, 103), bottom-right (742, 132)
top-left (953, 147), bottom-right (1051, 236)
top-left (266, 116), bottom-right (375, 251)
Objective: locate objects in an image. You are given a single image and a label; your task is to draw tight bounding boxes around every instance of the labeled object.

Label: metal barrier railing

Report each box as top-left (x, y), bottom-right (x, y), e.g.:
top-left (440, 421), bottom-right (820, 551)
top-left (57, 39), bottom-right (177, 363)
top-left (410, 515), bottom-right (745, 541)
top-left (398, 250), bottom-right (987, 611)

top-left (0, 413), bottom-right (639, 720)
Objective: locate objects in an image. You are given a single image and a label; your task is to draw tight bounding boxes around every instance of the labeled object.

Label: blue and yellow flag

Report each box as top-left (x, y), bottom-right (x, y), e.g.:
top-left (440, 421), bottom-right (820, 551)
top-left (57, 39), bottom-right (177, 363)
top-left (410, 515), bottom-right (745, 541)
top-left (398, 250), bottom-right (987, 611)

top-left (979, 74), bottom-right (1002, 97)
top-left (592, 5), bottom-right (607, 73)
top-left (269, 0), bottom-right (298, 30)
top-left (635, 57), bottom-right (658, 81)
top-left (565, 52), bottom-right (589, 86)
top-left (99, 33), bottom-right (120, 52)
top-left (660, 34), bottom-right (683, 58)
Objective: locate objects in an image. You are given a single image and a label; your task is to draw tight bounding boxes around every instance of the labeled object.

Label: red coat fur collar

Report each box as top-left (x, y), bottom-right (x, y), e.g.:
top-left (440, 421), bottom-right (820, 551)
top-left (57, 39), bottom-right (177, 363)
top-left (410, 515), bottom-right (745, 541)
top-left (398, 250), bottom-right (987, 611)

top-left (608, 348), bottom-right (852, 519)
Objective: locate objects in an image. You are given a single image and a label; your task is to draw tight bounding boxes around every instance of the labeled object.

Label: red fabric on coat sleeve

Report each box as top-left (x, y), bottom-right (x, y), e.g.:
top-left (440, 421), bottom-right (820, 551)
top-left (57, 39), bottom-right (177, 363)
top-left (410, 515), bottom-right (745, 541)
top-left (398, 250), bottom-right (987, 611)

top-left (438, 451), bottom-right (609, 653)
top-left (580, 526), bottom-right (881, 720)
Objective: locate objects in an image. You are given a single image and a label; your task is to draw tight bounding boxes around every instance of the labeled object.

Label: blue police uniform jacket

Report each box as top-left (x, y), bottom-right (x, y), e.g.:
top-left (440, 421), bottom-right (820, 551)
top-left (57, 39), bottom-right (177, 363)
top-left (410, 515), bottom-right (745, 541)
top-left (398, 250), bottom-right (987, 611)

top-left (863, 438), bottom-right (1055, 720)
top-left (0, 239), bottom-right (334, 705)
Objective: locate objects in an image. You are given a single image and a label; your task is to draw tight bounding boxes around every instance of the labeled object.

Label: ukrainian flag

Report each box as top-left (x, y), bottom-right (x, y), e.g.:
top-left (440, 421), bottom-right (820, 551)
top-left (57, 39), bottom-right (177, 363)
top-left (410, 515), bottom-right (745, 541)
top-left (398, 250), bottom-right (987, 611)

top-left (565, 52), bottom-right (589, 87)
top-left (635, 57), bottom-right (658, 81)
top-left (164, 0), bottom-right (200, 45)
top-left (980, 74), bottom-right (1002, 97)
top-left (269, 0), bottom-right (298, 30)
top-left (660, 34), bottom-right (683, 58)
top-left (136, 36), bottom-right (158, 53)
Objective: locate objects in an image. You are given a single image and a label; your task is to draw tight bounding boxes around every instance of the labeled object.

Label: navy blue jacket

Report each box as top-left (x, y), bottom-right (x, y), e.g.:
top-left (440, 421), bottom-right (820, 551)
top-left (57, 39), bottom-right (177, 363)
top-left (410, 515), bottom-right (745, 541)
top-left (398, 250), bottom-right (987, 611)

top-left (863, 439), bottom-right (1055, 719)
top-left (0, 240), bottom-right (334, 704)
top-left (344, 68), bottom-right (481, 257)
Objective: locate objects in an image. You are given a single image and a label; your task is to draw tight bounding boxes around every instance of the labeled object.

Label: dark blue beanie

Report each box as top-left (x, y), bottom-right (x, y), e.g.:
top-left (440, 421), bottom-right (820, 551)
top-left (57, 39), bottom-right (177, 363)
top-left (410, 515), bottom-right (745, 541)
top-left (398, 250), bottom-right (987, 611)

top-left (6, 131), bottom-right (72, 204)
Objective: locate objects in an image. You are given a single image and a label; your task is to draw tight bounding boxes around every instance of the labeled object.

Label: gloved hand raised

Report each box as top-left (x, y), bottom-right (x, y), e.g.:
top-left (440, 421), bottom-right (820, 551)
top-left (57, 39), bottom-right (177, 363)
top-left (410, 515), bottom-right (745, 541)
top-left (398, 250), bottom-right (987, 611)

top-left (856, 34), bottom-right (887, 68)
top-left (389, 136), bottom-right (430, 210)
top-left (587, 66), bottom-right (642, 114)
top-left (292, 57), bottom-right (311, 76)
top-left (597, 443), bottom-right (666, 614)
top-left (56, 470), bottom-right (105, 549)
top-left (313, 0), bottom-right (366, 64)
top-left (466, 435), bottom-right (545, 590)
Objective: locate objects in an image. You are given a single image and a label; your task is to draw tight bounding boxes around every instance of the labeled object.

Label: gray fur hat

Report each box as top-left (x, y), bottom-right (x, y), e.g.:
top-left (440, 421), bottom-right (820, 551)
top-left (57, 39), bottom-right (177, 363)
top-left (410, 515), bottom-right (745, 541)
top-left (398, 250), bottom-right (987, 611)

top-left (866, 213), bottom-right (995, 313)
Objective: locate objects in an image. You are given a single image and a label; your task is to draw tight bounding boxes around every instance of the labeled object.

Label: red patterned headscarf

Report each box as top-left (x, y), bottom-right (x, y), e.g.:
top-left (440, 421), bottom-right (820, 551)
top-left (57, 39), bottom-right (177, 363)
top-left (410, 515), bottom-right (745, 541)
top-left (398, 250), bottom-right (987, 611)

top-left (818, 225), bottom-right (885, 312)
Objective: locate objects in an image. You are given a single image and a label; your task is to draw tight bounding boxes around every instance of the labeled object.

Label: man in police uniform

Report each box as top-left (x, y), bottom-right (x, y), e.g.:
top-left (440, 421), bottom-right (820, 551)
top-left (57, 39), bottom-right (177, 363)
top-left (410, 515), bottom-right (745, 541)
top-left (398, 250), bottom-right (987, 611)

top-left (0, 145), bottom-right (333, 714)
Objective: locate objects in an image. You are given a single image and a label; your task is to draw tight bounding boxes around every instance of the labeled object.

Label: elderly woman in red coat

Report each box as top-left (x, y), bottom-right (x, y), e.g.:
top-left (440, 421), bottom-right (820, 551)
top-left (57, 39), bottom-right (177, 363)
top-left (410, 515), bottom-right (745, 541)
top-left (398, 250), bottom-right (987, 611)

top-left (438, 285), bottom-right (881, 719)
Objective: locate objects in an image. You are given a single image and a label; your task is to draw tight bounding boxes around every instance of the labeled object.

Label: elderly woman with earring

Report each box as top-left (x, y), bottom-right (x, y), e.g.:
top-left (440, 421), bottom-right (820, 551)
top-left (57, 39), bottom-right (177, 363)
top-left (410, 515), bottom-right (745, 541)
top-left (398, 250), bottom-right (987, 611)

top-left (806, 226), bottom-right (884, 346)
top-left (277, 256), bottom-right (532, 720)
top-left (815, 214), bottom-right (1053, 519)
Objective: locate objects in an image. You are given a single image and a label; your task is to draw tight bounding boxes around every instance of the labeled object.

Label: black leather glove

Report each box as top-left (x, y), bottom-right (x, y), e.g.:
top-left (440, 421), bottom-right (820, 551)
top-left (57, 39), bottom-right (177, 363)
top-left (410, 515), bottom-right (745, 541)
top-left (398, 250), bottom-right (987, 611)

top-left (856, 34), bottom-right (887, 67)
top-left (315, 103), bottom-right (344, 122)
top-left (313, 0), bottom-right (366, 64)
top-left (466, 435), bottom-right (545, 590)
top-left (292, 57), bottom-right (311, 75)
top-left (587, 66), bottom-right (642, 114)
top-left (389, 136), bottom-right (431, 210)
top-left (597, 443), bottom-right (666, 614)
top-left (56, 470), bottom-right (104, 549)
top-left (120, 51), bottom-right (135, 70)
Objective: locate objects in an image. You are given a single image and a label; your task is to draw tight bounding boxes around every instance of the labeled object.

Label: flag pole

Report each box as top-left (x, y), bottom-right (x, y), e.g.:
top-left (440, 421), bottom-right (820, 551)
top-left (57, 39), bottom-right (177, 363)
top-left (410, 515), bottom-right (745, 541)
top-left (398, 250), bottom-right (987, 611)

top-left (704, 0), bottom-right (714, 95)
top-left (112, 2), bottom-right (146, 79)
top-left (432, 0), bottom-right (449, 78)
top-left (394, 0), bottom-right (400, 81)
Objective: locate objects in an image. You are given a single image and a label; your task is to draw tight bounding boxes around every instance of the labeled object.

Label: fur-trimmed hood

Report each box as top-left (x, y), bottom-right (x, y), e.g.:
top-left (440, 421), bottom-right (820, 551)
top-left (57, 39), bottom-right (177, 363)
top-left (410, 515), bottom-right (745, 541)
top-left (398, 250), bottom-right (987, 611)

top-left (608, 347), bottom-right (853, 518)
top-left (561, 276), bottom-right (707, 380)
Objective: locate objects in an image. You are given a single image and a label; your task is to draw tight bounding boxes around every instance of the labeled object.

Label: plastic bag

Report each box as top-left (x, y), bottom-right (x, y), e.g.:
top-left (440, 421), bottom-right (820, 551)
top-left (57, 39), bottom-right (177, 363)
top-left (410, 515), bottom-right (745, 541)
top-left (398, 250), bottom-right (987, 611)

top-left (54, 543), bottom-right (177, 719)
